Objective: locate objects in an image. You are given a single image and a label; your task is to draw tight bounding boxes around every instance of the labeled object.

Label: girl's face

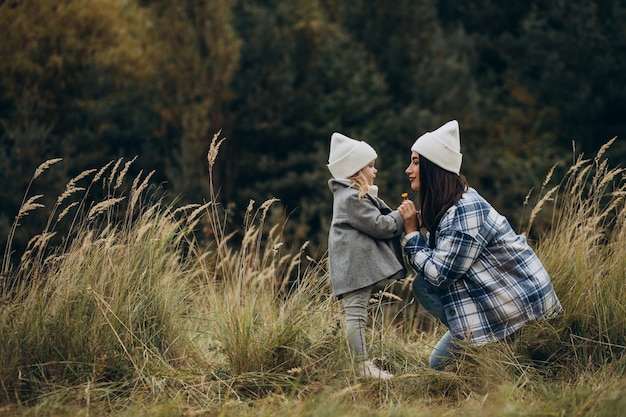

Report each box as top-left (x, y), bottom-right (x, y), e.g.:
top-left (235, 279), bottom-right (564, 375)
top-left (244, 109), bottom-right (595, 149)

top-left (405, 151), bottom-right (420, 190)
top-left (361, 160), bottom-right (377, 185)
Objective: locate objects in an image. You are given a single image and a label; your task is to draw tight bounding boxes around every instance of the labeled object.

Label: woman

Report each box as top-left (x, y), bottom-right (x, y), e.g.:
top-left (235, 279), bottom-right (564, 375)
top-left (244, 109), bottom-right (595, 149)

top-left (397, 120), bottom-right (562, 370)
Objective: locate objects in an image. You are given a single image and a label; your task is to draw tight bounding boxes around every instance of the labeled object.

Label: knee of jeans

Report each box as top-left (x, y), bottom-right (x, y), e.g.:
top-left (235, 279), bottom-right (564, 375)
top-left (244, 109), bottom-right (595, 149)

top-left (429, 352), bottom-right (449, 370)
top-left (411, 275), bottom-right (424, 295)
top-left (428, 331), bottom-right (456, 369)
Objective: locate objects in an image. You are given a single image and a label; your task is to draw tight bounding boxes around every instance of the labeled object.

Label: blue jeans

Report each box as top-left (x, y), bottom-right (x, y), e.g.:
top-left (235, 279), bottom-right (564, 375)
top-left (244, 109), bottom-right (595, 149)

top-left (412, 275), bottom-right (458, 370)
top-left (429, 330), bottom-right (456, 370)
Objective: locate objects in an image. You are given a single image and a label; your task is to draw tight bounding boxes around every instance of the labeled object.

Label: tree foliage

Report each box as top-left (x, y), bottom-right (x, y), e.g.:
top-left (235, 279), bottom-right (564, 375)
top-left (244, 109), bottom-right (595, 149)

top-left (1, 0), bottom-right (624, 261)
top-left (144, 0), bottom-right (241, 199)
top-left (226, 0), bottom-right (394, 245)
top-left (0, 0), bottom-right (159, 261)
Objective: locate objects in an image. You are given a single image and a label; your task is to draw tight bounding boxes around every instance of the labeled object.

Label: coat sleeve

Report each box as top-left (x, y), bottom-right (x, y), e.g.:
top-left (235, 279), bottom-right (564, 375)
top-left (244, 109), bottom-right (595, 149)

top-left (345, 193), bottom-right (403, 239)
top-left (403, 196), bottom-right (490, 288)
top-left (405, 229), bottom-right (485, 288)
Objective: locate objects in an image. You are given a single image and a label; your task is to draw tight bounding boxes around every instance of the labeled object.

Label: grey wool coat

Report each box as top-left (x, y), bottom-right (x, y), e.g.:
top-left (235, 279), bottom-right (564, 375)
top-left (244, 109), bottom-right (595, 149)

top-left (328, 179), bottom-right (407, 297)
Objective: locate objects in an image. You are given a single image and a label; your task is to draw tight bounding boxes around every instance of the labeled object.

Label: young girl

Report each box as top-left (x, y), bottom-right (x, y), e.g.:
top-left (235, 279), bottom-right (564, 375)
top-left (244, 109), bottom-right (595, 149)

top-left (397, 120), bottom-right (562, 370)
top-left (327, 132), bottom-right (406, 380)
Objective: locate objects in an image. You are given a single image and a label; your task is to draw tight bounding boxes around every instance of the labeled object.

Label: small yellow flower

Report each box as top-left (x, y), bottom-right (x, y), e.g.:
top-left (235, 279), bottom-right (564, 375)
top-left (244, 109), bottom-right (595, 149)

top-left (401, 192), bottom-right (408, 200)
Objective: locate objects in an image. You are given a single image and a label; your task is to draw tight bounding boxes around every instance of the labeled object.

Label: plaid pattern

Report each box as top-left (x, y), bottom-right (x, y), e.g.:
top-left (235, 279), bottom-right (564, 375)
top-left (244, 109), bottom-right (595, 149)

top-left (404, 188), bottom-right (562, 345)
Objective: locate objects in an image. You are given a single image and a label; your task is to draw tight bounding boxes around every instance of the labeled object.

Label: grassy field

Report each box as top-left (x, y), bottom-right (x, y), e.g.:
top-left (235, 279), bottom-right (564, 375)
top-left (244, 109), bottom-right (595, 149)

top-left (1, 135), bottom-right (626, 416)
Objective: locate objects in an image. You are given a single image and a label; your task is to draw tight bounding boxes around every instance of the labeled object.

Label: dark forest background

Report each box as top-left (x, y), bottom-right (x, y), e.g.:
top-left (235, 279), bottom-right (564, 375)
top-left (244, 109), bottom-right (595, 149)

top-left (1, 0), bottom-right (625, 264)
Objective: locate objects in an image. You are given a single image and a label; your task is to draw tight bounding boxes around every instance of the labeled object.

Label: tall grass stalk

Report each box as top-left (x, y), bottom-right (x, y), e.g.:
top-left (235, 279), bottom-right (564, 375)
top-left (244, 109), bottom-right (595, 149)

top-left (0, 158), bottom-right (197, 403)
top-left (522, 137), bottom-right (626, 368)
top-left (1, 158), bottom-right (62, 279)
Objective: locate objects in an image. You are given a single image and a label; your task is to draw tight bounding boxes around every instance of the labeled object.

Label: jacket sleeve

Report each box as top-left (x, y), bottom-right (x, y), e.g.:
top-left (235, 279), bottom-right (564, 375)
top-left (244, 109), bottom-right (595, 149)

top-left (345, 193), bottom-right (403, 239)
top-left (404, 229), bottom-right (485, 288)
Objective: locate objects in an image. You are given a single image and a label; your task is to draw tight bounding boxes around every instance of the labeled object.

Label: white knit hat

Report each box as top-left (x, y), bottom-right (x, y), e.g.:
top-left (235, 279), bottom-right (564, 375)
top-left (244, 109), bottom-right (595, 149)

top-left (327, 132), bottom-right (378, 179)
top-left (411, 120), bottom-right (462, 174)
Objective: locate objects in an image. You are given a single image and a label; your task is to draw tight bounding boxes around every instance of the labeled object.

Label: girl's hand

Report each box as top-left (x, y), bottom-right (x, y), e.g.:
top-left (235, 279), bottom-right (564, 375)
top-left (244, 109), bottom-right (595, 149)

top-left (397, 200), bottom-right (421, 233)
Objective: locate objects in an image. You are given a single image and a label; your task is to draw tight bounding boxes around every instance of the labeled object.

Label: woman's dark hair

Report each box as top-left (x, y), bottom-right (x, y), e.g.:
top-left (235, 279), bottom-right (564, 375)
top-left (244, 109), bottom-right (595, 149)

top-left (419, 156), bottom-right (468, 246)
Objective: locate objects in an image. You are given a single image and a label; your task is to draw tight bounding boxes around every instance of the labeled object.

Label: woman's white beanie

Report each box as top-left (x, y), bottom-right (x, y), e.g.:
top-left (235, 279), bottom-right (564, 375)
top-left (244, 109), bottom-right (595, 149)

top-left (327, 132), bottom-right (378, 179)
top-left (411, 120), bottom-right (462, 174)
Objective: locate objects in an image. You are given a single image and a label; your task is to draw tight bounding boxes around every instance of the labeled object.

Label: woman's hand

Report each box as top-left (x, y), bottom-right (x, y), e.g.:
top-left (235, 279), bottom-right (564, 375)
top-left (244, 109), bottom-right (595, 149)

top-left (397, 200), bottom-right (421, 234)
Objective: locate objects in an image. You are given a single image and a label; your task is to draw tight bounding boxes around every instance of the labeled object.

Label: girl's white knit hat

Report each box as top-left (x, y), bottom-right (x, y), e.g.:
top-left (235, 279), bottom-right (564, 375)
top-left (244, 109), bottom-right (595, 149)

top-left (411, 120), bottom-right (463, 174)
top-left (327, 132), bottom-right (378, 179)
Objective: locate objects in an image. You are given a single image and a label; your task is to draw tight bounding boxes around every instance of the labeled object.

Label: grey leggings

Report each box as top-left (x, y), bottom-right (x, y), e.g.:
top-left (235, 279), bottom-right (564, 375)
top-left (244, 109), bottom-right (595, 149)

top-left (341, 285), bottom-right (373, 362)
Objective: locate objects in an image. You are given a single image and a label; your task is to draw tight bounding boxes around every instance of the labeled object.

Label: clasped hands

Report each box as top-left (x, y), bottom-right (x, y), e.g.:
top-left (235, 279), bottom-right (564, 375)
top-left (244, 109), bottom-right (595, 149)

top-left (397, 200), bottom-right (421, 234)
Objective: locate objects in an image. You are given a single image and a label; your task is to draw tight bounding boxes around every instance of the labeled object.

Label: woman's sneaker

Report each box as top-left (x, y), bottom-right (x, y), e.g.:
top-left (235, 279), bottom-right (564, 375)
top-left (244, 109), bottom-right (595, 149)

top-left (357, 360), bottom-right (393, 380)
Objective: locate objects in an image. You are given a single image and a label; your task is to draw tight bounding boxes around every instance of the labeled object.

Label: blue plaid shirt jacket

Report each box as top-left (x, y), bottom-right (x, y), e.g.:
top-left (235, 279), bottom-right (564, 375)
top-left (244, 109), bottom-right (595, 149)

top-left (404, 188), bottom-right (562, 345)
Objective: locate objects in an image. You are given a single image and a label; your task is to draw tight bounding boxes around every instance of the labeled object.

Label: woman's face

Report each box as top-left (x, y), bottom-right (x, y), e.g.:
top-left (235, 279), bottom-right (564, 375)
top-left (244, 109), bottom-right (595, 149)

top-left (361, 160), bottom-right (377, 185)
top-left (405, 151), bottom-right (420, 190)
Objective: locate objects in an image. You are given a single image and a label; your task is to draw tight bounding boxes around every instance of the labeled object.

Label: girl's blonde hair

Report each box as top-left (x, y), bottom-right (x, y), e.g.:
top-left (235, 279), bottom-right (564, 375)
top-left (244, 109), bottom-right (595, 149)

top-left (350, 170), bottom-right (369, 198)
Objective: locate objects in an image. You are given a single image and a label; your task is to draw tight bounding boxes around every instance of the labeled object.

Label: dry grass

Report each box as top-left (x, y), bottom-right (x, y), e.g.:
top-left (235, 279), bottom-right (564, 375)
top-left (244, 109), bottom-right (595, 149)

top-left (1, 135), bottom-right (626, 416)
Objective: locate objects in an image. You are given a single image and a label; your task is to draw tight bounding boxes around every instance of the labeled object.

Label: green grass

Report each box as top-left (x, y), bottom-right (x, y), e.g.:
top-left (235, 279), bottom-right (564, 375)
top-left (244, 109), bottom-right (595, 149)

top-left (1, 134), bottom-right (626, 416)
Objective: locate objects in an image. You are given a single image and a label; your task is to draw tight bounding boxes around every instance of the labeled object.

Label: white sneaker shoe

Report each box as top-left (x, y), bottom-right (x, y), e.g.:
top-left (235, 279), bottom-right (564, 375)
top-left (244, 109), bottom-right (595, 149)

top-left (357, 360), bottom-right (393, 380)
